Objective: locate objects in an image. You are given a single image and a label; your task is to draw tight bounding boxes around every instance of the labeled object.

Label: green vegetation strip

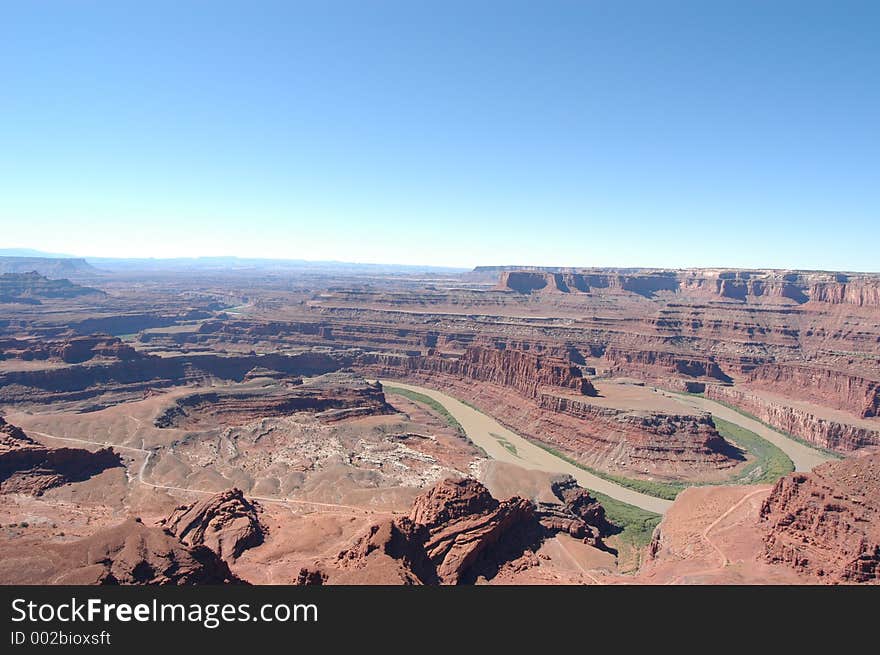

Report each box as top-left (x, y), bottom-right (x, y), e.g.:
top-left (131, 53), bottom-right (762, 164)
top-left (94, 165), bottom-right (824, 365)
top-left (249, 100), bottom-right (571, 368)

top-left (713, 417), bottom-right (794, 483)
top-left (490, 432), bottom-right (519, 457)
top-left (591, 492), bottom-right (662, 549)
top-left (383, 386), bottom-right (465, 434)
top-left (531, 416), bottom-right (795, 504)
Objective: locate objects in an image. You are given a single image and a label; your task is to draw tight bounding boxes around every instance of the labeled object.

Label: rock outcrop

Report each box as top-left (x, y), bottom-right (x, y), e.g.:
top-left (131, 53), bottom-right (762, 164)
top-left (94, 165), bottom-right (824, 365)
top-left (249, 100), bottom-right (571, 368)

top-left (330, 477), bottom-right (610, 584)
top-left (162, 488), bottom-right (265, 560)
top-left (760, 453), bottom-right (880, 583)
top-left (407, 477), bottom-right (538, 584)
top-left (0, 416), bottom-right (122, 495)
top-left (534, 476), bottom-right (611, 546)
top-left (49, 518), bottom-right (241, 585)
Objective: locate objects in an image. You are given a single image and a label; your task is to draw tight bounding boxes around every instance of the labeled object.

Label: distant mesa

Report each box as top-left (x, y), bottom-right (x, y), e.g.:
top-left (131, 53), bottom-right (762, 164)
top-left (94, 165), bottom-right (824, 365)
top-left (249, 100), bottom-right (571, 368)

top-left (0, 271), bottom-right (105, 304)
top-left (0, 256), bottom-right (99, 278)
top-left (485, 266), bottom-right (880, 306)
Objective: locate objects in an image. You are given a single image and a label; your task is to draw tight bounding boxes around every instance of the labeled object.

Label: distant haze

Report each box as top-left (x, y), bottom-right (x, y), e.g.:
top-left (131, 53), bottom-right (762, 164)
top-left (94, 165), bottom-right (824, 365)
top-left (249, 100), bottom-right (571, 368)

top-left (2, 2), bottom-right (878, 270)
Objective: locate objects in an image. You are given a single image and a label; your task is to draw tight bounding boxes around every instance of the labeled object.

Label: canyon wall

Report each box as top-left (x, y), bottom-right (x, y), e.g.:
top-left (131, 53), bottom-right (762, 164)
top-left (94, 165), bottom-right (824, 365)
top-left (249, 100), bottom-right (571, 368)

top-left (760, 453), bottom-right (880, 583)
top-left (0, 416), bottom-right (123, 495)
top-left (604, 347), bottom-right (732, 383)
top-left (362, 346), bottom-right (596, 399)
top-left (743, 363), bottom-right (880, 418)
top-left (490, 267), bottom-right (880, 307)
top-left (705, 385), bottom-right (880, 451)
top-left (0, 350), bottom-right (342, 407)
top-left (363, 350), bottom-right (739, 480)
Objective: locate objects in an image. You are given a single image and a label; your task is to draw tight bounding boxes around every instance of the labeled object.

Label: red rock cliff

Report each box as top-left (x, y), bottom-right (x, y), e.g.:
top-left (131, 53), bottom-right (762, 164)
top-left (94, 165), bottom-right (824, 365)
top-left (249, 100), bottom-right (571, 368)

top-left (363, 345), bottom-right (596, 399)
top-left (760, 453), bottom-right (880, 583)
top-left (706, 385), bottom-right (880, 452)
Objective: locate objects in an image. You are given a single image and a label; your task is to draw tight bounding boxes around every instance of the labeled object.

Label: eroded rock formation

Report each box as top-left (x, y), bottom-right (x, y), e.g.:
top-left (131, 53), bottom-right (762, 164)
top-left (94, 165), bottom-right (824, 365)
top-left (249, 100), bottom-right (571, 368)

top-left (706, 385), bottom-right (880, 451)
top-left (162, 488), bottom-right (265, 560)
top-left (45, 518), bottom-right (241, 584)
top-left (328, 477), bottom-right (611, 584)
top-left (741, 363), bottom-right (880, 419)
top-left (534, 476), bottom-right (611, 546)
top-left (364, 345), bottom-right (595, 398)
top-left (760, 453), bottom-right (880, 583)
top-left (0, 416), bottom-right (122, 495)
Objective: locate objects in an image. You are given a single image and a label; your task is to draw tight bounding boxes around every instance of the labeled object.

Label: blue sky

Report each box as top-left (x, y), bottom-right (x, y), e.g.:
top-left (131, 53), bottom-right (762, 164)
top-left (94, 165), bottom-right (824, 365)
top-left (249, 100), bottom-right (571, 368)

top-left (1, 1), bottom-right (877, 270)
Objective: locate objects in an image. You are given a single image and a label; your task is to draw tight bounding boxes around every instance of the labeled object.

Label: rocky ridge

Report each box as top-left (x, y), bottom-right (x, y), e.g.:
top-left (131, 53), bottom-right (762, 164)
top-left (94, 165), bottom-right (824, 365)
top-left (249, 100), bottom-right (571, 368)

top-left (760, 452), bottom-right (880, 583)
top-left (317, 477), bottom-right (611, 585)
top-left (9, 518), bottom-right (242, 585)
top-left (0, 416), bottom-right (122, 495)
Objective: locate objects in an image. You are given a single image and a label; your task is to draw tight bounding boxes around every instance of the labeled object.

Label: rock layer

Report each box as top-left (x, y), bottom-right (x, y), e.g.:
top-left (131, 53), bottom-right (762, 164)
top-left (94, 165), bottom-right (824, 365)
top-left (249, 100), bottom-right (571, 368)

top-left (153, 374), bottom-right (391, 428)
top-left (706, 385), bottom-right (880, 451)
top-left (760, 453), bottom-right (880, 583)
top-left (363, 345), bottom-right (596, 398)
top-left (489, 267), bottom-right (880, 307)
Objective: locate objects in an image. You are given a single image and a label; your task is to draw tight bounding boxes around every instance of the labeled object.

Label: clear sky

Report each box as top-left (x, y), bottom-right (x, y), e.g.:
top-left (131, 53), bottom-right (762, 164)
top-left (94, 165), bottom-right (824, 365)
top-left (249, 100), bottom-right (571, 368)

top-left (1, 1), bottom-right (877, 270)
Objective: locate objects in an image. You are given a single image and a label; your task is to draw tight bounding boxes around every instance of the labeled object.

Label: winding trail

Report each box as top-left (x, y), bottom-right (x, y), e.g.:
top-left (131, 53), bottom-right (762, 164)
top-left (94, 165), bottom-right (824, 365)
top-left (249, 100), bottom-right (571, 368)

top-left (667, 487), bottom-right (768, 585)
top-left (378, 380), bottom-right (673, 514)
top-left (552, 536), bottom-right (605, 585)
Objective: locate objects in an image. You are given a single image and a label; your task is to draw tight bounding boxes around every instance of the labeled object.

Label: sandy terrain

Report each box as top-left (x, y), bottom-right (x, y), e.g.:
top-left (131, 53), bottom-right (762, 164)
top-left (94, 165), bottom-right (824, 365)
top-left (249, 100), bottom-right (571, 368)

top-left (557, 378), bottom-right (702, 414)
top-left (632, 485), bottom-right (807, 584)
